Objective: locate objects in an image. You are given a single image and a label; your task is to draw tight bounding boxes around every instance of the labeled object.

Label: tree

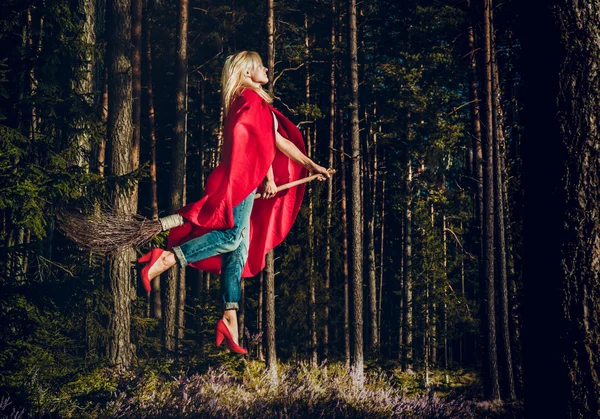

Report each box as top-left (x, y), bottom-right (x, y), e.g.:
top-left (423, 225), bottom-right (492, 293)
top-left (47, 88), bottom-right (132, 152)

top-left (481, 0), bottom-right (500, 400)
top-left (107, 0), bottom-right (135, 370)
top-left (521, 0), bottom-right (600, 416)
top-left (349, 0), bottom-right (364, 383)
top-left (164, 0), bottom-right (188, 352)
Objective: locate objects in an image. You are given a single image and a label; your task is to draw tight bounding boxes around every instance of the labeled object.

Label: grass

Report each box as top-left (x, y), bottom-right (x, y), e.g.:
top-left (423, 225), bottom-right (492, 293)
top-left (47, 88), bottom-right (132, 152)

top-left (1, 359), bottom-right (523, 418)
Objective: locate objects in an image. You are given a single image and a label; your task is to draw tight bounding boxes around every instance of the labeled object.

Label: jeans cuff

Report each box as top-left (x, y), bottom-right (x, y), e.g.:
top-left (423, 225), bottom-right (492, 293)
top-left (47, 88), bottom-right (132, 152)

top-left (172, 246), bottom-right (188, 268)
top-left (224, 302), bottom-right (239, 310)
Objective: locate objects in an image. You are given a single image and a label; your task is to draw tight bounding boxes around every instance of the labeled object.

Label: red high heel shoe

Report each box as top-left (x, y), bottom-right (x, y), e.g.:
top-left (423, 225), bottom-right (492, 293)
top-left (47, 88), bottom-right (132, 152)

top-left (215, 319), bottom-right (248, 354)
top-left (137, 248), bottom-right (164, 293)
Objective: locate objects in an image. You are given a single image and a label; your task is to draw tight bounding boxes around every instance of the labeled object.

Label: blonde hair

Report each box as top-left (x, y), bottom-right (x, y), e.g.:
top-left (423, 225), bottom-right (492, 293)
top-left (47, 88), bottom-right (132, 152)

top-left (221, 51), bottom-right (273, 116)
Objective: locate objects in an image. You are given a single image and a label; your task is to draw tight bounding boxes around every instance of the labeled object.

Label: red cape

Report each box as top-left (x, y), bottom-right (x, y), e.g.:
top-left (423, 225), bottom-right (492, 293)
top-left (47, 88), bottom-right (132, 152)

top-left (167, 88), bottom-right (308, 277)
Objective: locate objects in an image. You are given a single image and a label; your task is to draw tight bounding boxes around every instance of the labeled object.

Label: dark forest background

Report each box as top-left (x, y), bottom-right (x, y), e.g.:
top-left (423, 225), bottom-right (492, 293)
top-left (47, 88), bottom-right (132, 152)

top-left (0, 0), bottom-right (598, 417)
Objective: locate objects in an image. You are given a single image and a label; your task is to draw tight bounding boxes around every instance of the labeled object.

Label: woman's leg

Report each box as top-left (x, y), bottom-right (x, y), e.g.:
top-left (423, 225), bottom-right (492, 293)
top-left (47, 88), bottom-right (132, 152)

top-left (219, 191), bottom-right (255, 345)
top-left (144, 189), bottom-right (256, 281)
top-left (171, 189), bottom-right (256, 267)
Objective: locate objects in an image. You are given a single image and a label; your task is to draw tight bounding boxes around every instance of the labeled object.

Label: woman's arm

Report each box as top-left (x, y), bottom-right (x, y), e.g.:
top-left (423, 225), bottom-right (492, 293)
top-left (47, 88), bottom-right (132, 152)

top-left (275, 131), bottom-right (330, 179)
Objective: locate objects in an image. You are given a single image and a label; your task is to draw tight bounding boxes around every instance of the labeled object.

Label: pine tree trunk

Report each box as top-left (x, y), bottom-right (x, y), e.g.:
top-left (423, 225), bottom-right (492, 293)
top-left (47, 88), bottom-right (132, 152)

top-left (403, 159), bottom-right (413, 372)
top-left (490, 19), bottom-right (516, 400)
top-left (165, 0), bottom-right (188, 352)
top-left (73, 0), bottom-right (96, 169)
top-left (430, 204), bottom-right (437, 366)
top-left (258, 271), bottom-right (264, 361)
top-left (368, 104), bottom-right (378, 351)
top-left (340, 108), bottom-right (351, 368)
top-left (482, 0), bottom-right (500, 400)
top-left (131, 0), bottom-right (141, 211)
top-left (265, 0), bottom-right (277, 378)
top-left (324, 0), bottom-right (336, 363)
top-left (348, 0), bottom-right (363, 382)
top-left (267, 0), bottom-right (274, 95)
top-left (521, 1), bottom-right (600, 416)
top-left (378, 175), bottom-right (384, 347)
top-left (304, 14), bottom-right (318, 368)
top-left (107, 0), bottom-right (134, 370)
top-left (265, 251), bottom-right (277, 381)
top-left (143, 0), bottom-right (161, 319)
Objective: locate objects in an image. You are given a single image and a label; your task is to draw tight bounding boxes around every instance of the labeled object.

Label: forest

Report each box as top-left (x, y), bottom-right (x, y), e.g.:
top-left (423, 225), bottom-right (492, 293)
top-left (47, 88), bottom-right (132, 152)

top-left (1, 0), bottom-right (599, 417)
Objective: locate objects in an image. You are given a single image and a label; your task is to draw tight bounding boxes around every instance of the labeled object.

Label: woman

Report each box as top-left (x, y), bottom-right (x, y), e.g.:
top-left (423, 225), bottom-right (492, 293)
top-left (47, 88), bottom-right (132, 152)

top-left (137, 51), bottom-right (330, 354)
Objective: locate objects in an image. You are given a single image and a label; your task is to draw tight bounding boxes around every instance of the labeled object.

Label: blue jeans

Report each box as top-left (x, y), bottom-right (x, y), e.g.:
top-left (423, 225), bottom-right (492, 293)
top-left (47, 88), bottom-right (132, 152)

top-left (172, 188), bottom-right (257, 310)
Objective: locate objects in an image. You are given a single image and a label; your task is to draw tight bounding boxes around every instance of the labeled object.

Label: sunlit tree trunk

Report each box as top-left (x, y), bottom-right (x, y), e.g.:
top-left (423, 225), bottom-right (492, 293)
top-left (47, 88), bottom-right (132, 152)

top-left (323, 0), bottom-right (336, 363)
top-left (349, 0), bottom-right (364, 383)
top-left (107, 0), bottom-right (135, 370)
top-left (265, 1), bottom-right (277, 379)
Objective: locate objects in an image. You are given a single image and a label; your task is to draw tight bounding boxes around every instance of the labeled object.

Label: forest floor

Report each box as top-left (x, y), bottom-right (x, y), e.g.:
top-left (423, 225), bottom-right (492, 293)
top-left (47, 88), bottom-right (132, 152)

top-left (1, 355), bottom-right (524, 418)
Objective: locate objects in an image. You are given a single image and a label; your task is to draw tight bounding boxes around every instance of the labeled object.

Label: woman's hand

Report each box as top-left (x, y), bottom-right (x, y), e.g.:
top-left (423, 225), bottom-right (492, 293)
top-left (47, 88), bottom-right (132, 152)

top-left (308, 162), bottom-right (331, 181)
top-left (262, 177), bottom-right (278, 199)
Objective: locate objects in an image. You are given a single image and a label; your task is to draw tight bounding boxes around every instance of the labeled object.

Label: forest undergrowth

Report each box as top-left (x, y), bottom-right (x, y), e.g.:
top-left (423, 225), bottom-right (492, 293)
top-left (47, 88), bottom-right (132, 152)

top-left (0, 359), bottom-right (523, 418)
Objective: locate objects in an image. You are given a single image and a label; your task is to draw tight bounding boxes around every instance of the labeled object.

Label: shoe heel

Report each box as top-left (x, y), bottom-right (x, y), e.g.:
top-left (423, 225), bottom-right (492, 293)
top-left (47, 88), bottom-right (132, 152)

top-left (216, 329), bottom-right (225, 346)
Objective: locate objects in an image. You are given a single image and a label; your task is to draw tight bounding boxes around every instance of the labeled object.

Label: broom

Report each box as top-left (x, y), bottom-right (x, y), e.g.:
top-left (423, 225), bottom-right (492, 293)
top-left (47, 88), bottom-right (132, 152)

top-left (59, 169), bottom-right (334, 254)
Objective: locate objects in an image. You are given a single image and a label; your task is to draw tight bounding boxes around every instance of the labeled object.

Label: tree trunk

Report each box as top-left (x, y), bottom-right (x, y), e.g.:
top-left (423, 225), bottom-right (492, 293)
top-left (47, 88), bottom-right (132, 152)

top-left (430, 204), bottom-right (437, 366)
top-left (378, 175), bottom-right (384, 348)
top-left (521, 1), bottom-right (600, 416)
top-left (265, 251), bottom-right (277, 381)
top-left (340, 107), bottom-right (351, 368)
top-left (368, 103), bottom-right (378, 351)
top-left (264, 0), bottom-right (277, 379)
top-left (403, 148), bottom-right (413, 372)
top-left (131, 0), bottom-right (141, 211)
top-left (107, 0), bottom-right (134, 370)
top-left (482, 0), bottom-right (500, 400)
top-left (267, 0), bottom-right (274, 95)
top-left (258, 270), bottom-right (264, 361)
top-left (165, 0), bottom-right (188, 352)
top-left (304, 14), bottom-right (318, 368)
top-left (73, 0), bottom-right (96, 169)
top-left (348, 0), bottom-right (363, 383)
top-left (490, 18), bottom-right (516, 400)
top-left (323, 0), bottom-right (336, 363)
top-left (143, 0), bottom-right (161, 319)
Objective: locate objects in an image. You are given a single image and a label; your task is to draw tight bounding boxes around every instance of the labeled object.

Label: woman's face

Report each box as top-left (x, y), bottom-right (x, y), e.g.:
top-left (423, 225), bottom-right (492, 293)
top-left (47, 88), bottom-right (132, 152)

top-left (248, 63), bottom-right (269, 85)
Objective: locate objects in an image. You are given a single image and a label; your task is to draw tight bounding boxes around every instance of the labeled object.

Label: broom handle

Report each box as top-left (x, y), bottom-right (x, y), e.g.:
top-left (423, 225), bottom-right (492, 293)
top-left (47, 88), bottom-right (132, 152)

top-left (254, 168), bottom-right (336, 199)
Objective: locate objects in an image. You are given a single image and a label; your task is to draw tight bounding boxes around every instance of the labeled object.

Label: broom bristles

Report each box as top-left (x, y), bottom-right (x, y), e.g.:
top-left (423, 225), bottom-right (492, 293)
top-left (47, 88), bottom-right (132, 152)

top-left (58, 209), bottom-right (163, 254)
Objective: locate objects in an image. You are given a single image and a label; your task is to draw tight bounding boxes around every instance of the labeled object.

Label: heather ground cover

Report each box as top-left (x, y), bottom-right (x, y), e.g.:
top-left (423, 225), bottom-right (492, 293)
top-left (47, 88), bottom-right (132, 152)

top-left (0, 360), bottom-right (523, 418)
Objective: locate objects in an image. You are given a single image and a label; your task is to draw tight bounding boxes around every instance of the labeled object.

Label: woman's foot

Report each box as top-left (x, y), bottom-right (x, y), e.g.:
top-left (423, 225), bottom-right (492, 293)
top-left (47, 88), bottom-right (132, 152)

top-left (138, 249), bottom-right (177, 292)
top-left (222, 310), bottom-right (239, 344)
top-left (146, 250), bottom-right (177, 280)
top-left (215, 309), bottom-right (247, 354)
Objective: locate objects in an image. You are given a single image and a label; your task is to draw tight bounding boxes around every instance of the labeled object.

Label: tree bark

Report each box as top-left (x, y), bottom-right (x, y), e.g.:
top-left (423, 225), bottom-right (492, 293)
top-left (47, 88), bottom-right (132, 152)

top-left (265, 0), bottom-right (277, 378)
top-left (490, 17), bottom-right (516, 400)
top-left (107, 0), bottom-right (135, 370)
top-left (142, 0), bottom-right (161, 319)
top-left (340, 107), bottom-right (351, 368)
top-left (368, 103), bottom-right (378, 351)
top-left (265, 251), bottom-right (277, 381)
top-left (482, 0), bottom-right (500, 400)
top-left (131, 0), bottom-right (141, 211)
top-left (403, 145), bottom-right (413, 372)
top-left (349, 0), bottom-right (364, 383)
top-left (323, 0), bottom-right (336, 363)
top-left (165, 0), bottom-right (188, 352)
top-left (521, 1), bottom-right (600, 416)
top-left (73, 0), bottom-right (96, 169)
